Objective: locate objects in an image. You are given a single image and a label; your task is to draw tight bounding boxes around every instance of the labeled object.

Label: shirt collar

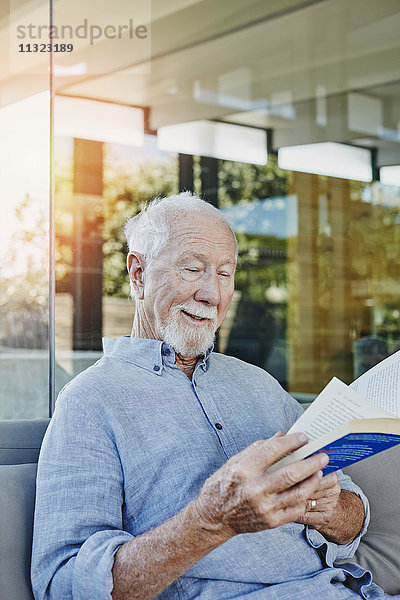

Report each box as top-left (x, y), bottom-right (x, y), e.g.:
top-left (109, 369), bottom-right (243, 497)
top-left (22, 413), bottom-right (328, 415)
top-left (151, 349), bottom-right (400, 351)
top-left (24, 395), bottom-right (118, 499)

top-left (102, 336), bottom-right (213, 374)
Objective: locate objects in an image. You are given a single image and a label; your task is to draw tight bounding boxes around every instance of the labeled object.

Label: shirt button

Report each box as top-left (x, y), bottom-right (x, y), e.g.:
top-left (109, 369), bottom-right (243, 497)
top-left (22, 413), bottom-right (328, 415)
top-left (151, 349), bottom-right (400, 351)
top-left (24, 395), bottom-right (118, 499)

top-left (153, 365), bottom-right (160, 371)
top-left (215, 423), bottom-right (223, 430)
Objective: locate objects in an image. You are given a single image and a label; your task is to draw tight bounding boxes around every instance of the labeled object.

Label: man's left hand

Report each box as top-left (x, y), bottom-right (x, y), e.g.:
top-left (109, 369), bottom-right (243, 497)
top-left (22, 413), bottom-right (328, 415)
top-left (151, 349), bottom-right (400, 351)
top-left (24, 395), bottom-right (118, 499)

top-left (297, 473), bottom-right (365, 545)
top-left (297, 472), bottom-right (341, 529)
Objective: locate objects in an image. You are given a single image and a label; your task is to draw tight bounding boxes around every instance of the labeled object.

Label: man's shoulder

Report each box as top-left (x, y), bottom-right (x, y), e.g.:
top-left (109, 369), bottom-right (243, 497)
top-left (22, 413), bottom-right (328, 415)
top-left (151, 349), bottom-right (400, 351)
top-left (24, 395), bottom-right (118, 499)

top-left (209, 351), bottom-right (280, 383)
top-left (56, 355), bottom-right (127, 408)
top-left (208, 352), bottom-right (300, 420)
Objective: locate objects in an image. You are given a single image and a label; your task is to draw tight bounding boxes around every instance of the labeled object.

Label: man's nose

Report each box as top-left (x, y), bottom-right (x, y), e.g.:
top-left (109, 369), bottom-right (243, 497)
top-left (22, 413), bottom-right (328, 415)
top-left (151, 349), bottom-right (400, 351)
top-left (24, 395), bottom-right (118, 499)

top-left (194, 271), bottom-right (221, 306)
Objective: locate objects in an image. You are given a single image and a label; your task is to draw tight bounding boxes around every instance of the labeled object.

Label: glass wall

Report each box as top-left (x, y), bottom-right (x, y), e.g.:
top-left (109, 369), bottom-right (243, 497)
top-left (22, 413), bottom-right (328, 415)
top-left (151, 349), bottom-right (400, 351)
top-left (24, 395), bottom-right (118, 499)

top-left (1, 0), bottom-right (400, 417)
top-left (53, 134), bottom-right (178, 396)
top-left (0, 0), bottom-right (50, 417)
top-left (218, 166), bottom-right (400, 400)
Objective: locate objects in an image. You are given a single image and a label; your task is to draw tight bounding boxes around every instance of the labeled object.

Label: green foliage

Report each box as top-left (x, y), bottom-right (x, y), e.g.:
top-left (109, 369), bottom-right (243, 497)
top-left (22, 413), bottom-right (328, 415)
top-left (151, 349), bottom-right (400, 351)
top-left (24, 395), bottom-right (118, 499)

top-left (216, 157), bottom-right (290, 372)
top-left (53, 147), bottom-right (178, 297)
top-left (218, 155), bottom-right (287, 207)
top-left (219, 156), bottom-right (289, 300)
top-left (53, 148), bottom-right (289, 301)
top-left (102, 154), bottom-right (178, 297)
top-left (1, 193), bottom-right (49, 348)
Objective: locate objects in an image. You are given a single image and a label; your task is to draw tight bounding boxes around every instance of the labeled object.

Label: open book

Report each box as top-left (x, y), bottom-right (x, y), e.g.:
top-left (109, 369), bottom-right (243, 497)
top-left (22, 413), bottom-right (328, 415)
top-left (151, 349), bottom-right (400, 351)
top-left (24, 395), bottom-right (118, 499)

top-left (269, 350), bottom-right (400, 475)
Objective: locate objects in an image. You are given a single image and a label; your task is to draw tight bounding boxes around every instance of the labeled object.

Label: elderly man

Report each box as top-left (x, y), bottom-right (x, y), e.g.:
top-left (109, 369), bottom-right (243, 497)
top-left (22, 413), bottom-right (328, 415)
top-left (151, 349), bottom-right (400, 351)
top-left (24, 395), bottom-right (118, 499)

top-left (32, 193), bottom-right (392, 600)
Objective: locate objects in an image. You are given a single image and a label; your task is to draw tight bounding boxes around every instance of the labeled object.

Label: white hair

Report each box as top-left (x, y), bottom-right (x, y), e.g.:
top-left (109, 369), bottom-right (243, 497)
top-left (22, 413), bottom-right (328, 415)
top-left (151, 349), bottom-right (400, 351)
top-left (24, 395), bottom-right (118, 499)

top-left (124, 192), bottom-right (237, 297)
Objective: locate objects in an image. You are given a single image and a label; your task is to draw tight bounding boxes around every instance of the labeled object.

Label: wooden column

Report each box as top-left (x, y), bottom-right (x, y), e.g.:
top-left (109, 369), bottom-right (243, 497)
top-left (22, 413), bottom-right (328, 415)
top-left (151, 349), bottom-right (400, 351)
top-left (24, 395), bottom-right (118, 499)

top-left (178, 153), bottom-right (194, 192)
top-left (200, 156), bottom-right (218, 207)
top-left (72, 138), bottom-right (104, 351)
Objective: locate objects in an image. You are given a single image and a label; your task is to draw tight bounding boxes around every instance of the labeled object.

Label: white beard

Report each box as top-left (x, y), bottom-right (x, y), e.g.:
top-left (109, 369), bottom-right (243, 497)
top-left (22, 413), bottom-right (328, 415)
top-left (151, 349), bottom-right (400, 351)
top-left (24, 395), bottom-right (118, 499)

top-left (161, 300), bottom-right (218, 357)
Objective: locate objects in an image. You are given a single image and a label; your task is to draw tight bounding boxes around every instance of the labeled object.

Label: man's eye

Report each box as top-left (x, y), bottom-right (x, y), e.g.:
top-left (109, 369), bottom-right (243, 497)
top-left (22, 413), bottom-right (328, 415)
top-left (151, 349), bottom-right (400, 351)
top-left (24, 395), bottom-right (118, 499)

top-left (219, 272), bottom-right (231, 278)
top-left (185, 268), bottom-right (199, 273)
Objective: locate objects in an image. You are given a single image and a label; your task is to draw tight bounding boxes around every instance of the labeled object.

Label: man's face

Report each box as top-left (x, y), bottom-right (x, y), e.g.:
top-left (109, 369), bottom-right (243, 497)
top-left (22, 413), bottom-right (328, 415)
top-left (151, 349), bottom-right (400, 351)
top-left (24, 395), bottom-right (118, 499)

top-left (141, 214), bottom-right (236, 357)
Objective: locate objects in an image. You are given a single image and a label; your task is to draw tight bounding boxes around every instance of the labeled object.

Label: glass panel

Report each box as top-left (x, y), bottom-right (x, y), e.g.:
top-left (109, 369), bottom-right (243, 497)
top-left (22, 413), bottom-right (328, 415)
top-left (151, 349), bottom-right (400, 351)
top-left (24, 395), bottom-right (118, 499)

top-left (54, 134), bottom-right (178, 391)
top-left (287, 174), bottom-right (400, 398)
top-left (217, 157), bottom-right (289, 386)
top-left (2, 0), bottom-right (399, 416)
top-left (50, 0), bottom-right (400, 406)
top-left (0, 0), bottom-right (50, 418)
top-left (218, 163), bottom-right (400, 401)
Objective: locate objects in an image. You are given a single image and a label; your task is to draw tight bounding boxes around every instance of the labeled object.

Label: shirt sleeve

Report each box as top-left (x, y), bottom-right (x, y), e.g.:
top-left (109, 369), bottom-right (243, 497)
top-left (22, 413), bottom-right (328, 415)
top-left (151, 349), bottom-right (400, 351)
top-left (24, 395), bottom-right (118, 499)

top-left (31, 389), bottom-right (134, 600)
top-left (305, 468), bottom-right (370, 564)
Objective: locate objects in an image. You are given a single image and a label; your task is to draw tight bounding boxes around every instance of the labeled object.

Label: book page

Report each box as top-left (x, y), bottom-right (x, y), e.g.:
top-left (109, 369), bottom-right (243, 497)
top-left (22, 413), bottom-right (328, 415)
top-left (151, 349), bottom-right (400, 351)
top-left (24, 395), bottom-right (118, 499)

top-left (288, 377), bottom-right (392, 443)
top-left (350, 350), bottom-right (400, 417)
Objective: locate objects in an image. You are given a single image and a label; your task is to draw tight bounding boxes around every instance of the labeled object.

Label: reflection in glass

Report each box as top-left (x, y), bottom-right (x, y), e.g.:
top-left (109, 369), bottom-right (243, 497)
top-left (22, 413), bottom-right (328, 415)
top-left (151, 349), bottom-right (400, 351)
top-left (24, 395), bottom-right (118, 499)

top-left (217, 161), bottom-right (400, 401)
top-left (0, 93), bottom-right (50, 418)
top-left (54, 135), bottom-right (178, 393)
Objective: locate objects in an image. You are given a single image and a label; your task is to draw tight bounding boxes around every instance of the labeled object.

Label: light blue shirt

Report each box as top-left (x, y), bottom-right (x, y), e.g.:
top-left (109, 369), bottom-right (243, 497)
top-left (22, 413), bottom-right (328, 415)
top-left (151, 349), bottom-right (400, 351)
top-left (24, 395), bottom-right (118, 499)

top-left (31, 336), bottom-right (392, 599)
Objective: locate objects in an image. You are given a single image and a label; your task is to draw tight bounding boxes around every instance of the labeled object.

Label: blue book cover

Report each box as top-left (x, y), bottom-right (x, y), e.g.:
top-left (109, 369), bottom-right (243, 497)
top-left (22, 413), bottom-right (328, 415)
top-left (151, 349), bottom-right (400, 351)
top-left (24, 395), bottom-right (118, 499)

top-left (309, 432), bottom-right (400, 475)
top-left (269, 417), bottom-right (400, 474)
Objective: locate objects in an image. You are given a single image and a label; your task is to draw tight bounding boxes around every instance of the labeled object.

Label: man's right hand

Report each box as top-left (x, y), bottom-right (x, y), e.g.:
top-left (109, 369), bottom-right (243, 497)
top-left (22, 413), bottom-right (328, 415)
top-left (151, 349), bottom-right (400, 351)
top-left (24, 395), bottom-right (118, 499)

top-left (112, 432), bottom-right (329, 600)
top-left (192, 431), bottom-right (329, 540)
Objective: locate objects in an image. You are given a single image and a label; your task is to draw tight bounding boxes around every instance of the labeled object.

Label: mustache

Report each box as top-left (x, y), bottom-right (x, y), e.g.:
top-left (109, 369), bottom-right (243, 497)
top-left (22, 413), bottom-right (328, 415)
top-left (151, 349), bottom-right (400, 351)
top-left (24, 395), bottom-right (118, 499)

top-left (173, 300), bottom-right (217, 321)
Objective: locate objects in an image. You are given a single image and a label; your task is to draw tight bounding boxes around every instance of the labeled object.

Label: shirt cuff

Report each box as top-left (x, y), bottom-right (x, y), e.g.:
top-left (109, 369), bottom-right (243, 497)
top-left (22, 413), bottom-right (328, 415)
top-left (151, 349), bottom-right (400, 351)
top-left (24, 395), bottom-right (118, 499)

top-left (72, 530), bottom-right (134, 599)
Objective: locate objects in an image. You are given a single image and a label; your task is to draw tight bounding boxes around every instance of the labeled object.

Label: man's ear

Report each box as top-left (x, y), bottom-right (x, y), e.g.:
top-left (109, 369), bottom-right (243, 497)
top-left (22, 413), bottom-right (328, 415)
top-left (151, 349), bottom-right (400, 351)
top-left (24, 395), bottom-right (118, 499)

top-left (127, 252), bottom-right (145, 300)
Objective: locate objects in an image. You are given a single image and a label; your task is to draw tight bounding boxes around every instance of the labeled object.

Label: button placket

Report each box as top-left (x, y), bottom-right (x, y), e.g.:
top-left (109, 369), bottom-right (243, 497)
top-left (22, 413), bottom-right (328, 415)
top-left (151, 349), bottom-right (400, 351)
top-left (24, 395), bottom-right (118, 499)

top-left (190, 372), bottom-right (237, 457)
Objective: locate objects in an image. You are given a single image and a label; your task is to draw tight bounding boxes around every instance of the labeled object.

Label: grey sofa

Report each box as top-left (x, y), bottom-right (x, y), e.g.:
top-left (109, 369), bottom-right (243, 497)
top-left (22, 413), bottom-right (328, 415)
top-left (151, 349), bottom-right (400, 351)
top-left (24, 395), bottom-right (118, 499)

top-left (0, 419), bottom-right (50, 600)
top-left (1, 419), bottom-right (399, 600)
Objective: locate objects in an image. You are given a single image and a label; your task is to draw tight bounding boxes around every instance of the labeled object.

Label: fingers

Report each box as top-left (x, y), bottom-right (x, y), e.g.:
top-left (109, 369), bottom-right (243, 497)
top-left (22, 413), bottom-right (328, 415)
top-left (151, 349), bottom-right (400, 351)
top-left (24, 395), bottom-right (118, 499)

top-left (297, 474), bottom-right (341, 527)
top-left (266, 451), bottom-right (329, 494)
top-left (241, 432), bottom-right (309, 472)
top-left (310, 473), bottom-right (341, 502)
top-left (262, 471), bottom-right (328, 529)
top-left (316, 472), bottom-right (338, 491)
top-left (275, 471), bottom-right (323, 510)
top-left (262, 501), bottom-right (311, 529)
top-left (237, 434), bottom-right (330, 497)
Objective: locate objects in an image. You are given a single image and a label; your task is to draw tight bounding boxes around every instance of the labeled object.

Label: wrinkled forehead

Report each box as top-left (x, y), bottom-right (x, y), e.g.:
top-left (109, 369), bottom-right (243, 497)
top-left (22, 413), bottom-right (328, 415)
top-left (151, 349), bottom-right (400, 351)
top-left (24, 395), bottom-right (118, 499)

top-left (166, 213), bottom-right (237, 261)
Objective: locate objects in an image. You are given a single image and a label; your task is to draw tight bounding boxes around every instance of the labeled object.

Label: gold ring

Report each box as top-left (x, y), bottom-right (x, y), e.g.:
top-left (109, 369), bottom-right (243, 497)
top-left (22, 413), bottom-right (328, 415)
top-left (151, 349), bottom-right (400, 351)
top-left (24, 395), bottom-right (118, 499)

top-left (310, 499), bottom-right (317, 511)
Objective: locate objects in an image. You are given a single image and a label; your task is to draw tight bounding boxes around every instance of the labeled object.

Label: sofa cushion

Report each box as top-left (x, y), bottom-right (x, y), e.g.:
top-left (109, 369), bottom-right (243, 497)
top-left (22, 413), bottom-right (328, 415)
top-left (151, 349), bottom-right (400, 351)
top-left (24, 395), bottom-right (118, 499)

top-left (0, 419), bottom-right (50, 465)
top-left (343, 444), bottom-right (400, 595)
top-left (0, 462), bottom-right (37, 600)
